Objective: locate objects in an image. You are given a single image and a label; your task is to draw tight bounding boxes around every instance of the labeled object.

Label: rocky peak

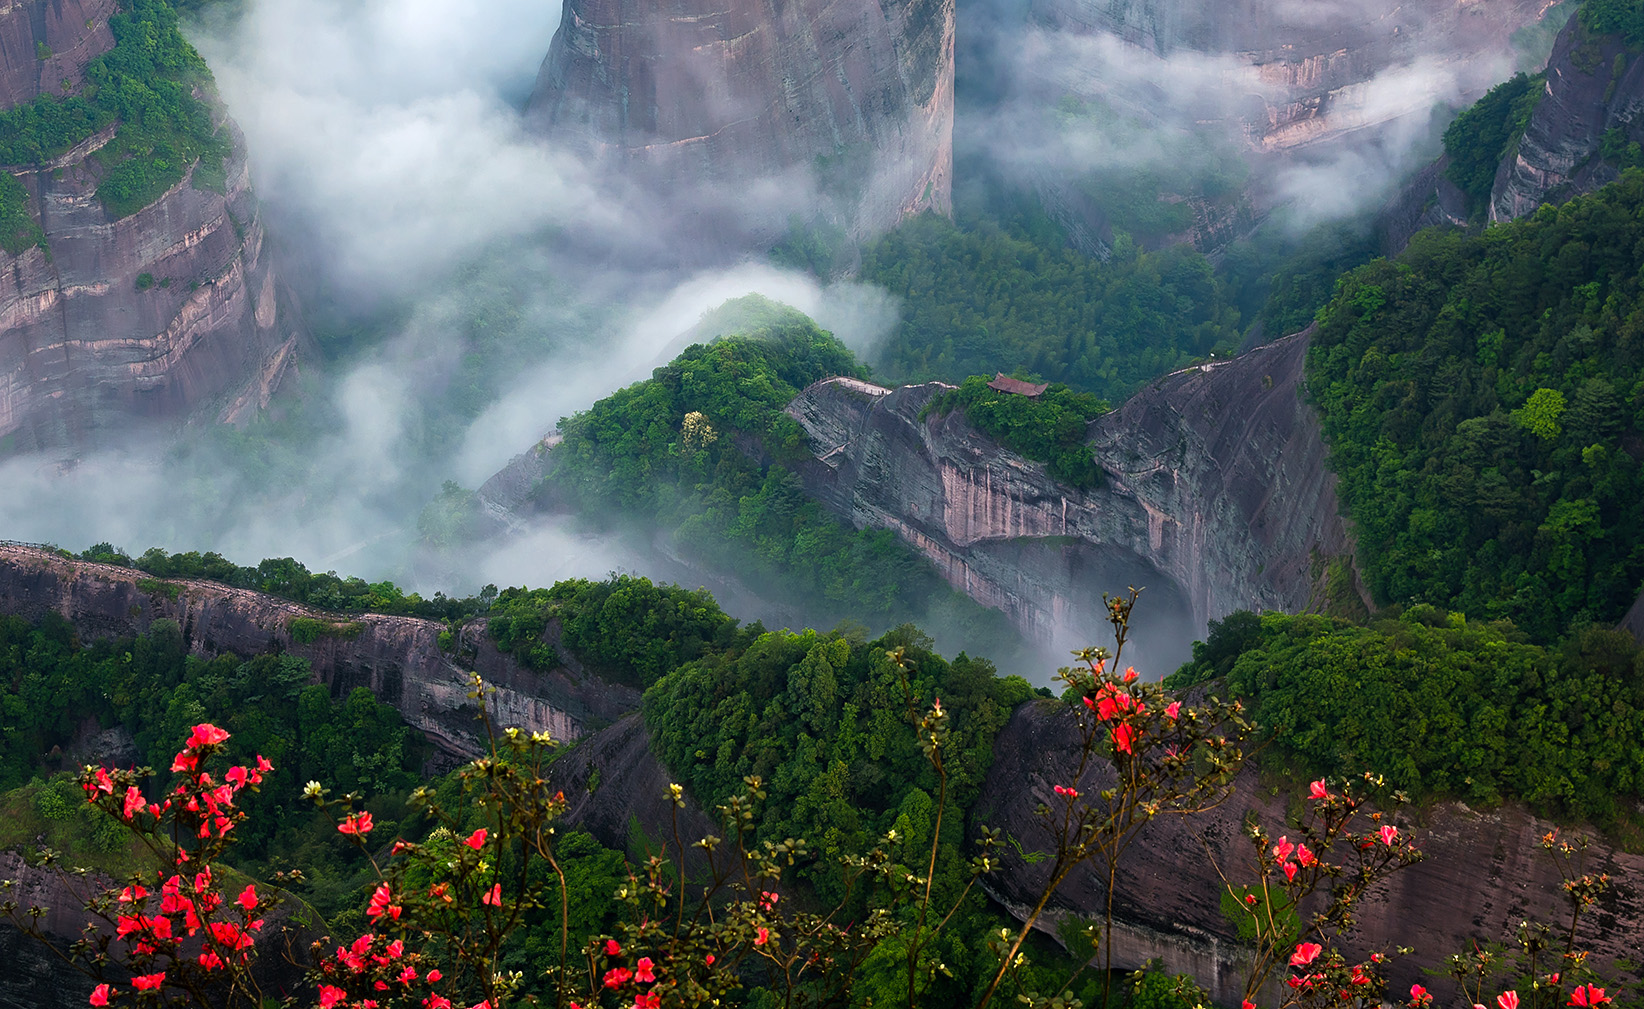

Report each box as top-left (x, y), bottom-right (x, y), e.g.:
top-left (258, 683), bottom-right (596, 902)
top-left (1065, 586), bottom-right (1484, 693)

top-left (0, 0), bottom-right (301, 455)
top-left (784, 328), bottom-right (1358, 656)
top-left (525, 0), bottom-right (954, 245)
top-left (1490, 12), bottom-right (1644, 221)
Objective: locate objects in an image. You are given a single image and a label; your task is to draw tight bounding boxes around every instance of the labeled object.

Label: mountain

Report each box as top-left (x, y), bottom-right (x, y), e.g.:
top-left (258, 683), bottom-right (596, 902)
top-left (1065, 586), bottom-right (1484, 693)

top-left (524, 0), bottom-right (954, 246)
top-left (0, 0), bottom-right (299, 455)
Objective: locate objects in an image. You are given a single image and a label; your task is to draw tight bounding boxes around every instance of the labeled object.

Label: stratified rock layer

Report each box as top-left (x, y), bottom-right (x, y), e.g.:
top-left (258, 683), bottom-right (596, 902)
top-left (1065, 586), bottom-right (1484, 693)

top-left (785, 330), bottom-right (1354, 645)
top-left (1490, 13), bottom-right (1644, 222)
top-left (974, 700), bottom-right (1644, 1004)
top-left (525, 0), bottom-right (953, 241)
top-left (1031, 0), bottom-right (1548, 154)
top-left (0, 544), bottom-right (638, 756)
top-left (0, 1), bottom-right (298, 454)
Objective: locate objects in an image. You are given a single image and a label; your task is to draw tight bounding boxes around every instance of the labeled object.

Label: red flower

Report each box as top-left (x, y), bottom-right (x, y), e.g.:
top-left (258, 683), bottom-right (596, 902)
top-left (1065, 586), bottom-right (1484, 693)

top-left (755, 927), bottom-right (770, 946)
top-left (481, 883), bottom-right (502, 906)
top-left (605, 938), bottom-right (622, 956)
top-left (1379, 825), bottom-right (1399, 846)
top-left (1242, 1002), bottom-right (1256, 1009)
top-left (367, 884), bottom-right (401, 920)
top-left (170, 751), bottom-right (199, 773)
top-left (424, 997), bottom-right (452, 1009)
top-left (397, 966), bottom-right (419, 985)
top-left (131, 973), bottom-right (165, 991)
top-left (225, 766), bottom-right (249, 789)
top-left (635, 957), bottom-right (656, 983)
top-left (1123, 666), bottom-right (1138, 683)
top-left (199, 951), bottom-right (224, 971)
top-left (1282, 862), bottom-right (1298, 881)
top-left (635, 994), bottom-right (661, 1009)
top-left (1112, 723), bottom-right (1137, 754)
top-left (1272, 837), bottom-right (1295, 862)
top-left (1053, 785), bottom-right (1080, 798)
top-left (256, 754), bottom-right (273, 773)
top-left (122, 785), bottom-right (147, 820)
top-left (1498, 992), bottom-right (1520, 1009)
top-left (89, 984), bottom-right (112, 1006)
top-left (604, 967), bottom-right (634, 989)
top-left (1411, 985), bottom-right (1433, 1008)
top-left (339, 811), bottom-right (374, 835)
top-left (462, 829), bottom-right (487, 850)
top-left (1297, 844), bottom-right (1318, 868)
top-left (1290, 943), bottom-right (1323, 966)
top-left (1165, 701), bottom-right (1181, 719)
top-left (188, 723), bottom-right (230, 748)
top-left (1310, 780), bottom-right (1330, 800)
top-left (1569, 987), bottom-right (1611, 1007)
top-left (238, 884), bottom-right (258, 911)
top-left (318, 987), bottom-right (348, 1008)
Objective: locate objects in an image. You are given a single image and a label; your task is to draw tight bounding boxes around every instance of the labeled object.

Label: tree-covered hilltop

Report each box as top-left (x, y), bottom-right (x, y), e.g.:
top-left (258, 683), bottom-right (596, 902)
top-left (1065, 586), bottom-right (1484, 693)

top-left (858, 213), bottom-right (1241, 401)
top-left (0, 0), bottom-right (230, 218)
top-left (1306, 171), bottom-right (1644, 643)
top-left (921, 376), bottom-right (1109, 488)
top-left (1442, 72), bottom-right (1546, 216)
top-left (545, 299), bottom-right (1025, 654)
top-left (1169, 608), bottom-right (1644, 834)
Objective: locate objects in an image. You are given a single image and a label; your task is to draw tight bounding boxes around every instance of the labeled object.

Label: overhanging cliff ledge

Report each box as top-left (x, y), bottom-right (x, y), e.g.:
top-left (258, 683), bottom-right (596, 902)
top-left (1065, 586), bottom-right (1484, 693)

top-left (786, 328), bottom-right (1358, 647)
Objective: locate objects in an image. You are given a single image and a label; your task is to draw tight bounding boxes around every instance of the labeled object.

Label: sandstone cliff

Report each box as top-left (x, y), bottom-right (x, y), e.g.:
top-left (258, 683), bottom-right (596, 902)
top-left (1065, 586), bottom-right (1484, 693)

top-left (1028, 0), bottom-right (1549, 156)
top-left (973, 700), bottom-right (1644, 1005)
top-left (0, 0), bottom-right (300, 455)
top-left (784, 329), bottom-right (1355, 654)
top-left (1489, 12), bottom-right (1644, 222)
top-left (525, 0), bottom-right (953, 245)
top-left (0, 544), bottom-right (639, 757)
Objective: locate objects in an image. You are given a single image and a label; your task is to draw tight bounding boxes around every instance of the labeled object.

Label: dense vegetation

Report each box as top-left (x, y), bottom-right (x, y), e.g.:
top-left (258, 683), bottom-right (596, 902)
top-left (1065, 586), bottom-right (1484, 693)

top-left (922, 375), bottom-right (1109, 487)
top-left (0, 613), bottom-right (423, 914)
top-left (0, 172), bottom-right (44, 254)
top-left (859, 213), bottom-right (1240, 402)
top-left (1168, 607), bottom-right (1644, 832)
top-left (547, 298), bottom-right (1024, 654)
top-left (1306, 172), bottom-right (1644, 642)
top-left (1581, 0), bottom-right (1644, 46)
top-left (1442, 72), bottom-right (1546, 214)
top-left (0, 0), bottom-right (227, 218)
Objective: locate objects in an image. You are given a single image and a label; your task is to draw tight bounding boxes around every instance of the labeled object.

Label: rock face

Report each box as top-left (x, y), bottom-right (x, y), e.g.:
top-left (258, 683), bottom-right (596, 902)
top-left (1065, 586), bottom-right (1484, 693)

top-left (0, 0), bottom-right (299, 455)
top-left (525, 0), bottom-right (953, 243)
top-left (1029, 0), bottom-right (1549, 155)
top-left (1375, 152), bottom-right (1471, 256)
top-left (974, 700), bottom-right (1644, 1005)
top-left (1489, 13), bottom-right (1644, 222)
top-left (784, 330), bottom-right (1355, 653)
top-left (0, 544), bottom-right (638, 757)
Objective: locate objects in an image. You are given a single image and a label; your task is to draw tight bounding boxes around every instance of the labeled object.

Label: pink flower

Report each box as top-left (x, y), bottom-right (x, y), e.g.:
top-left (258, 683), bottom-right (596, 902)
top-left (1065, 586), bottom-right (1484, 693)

top-left (1053, 785), bottom-right (1080, 798)
top-left (188, 723), bottom-right (230, 748)
top-left (225, 765), bottom-right (249, 789)
top-left (1379, 825), bottom-right (1399, 846)
top-left (1290, 942), bottom-right (1322, 966)
top-left (1297, 844), bottom-right (1318, 867)
top-left (338, 811), bottom-right (374, 835)
top-left (424, 997), bottom-right (452, 1009)
top-left (1412, 985), bottom-right (1433, 1007)
top-left (170, 750), bottom-right (199, 773)
top-left (1310, 780), bottom-right (1330, 800)
top-left (1498, 991), bottom-right (1520, 1009)
top-left (605, 939), bottom-right (622, 956)
top-left (1272, 837), bottom-right (1295, 862)
top-left (1165, 701), bottom-right (1181, 719)
top-left (1569, 987), bottom-right (1611, 1007)
top-left (463, 829), bottom-right (487, 850)
top-left (635, 957), bottom-right (656, 983)
top-left (122, 785), bottom-right (147, 819)
top-left (635, 994), bottom-right (661, 1009)
top-left (1282, 862), bottom-right (1298, 881)
top-left (131, 973), bottom-right (165, 991)
top-left (481, 883), bottom-right (502, 906)
top-left (603, 967), bottom-right (634, 989)
top-left (755, 926), bottom-right (770, 946)
top-left (89, 984), bottom-right (112, 1006)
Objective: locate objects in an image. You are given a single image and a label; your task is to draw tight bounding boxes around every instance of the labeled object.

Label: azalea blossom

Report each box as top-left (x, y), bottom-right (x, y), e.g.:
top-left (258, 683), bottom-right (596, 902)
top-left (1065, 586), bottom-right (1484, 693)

top-left (131, 973), bottom-right (165, 991)
top-left (605, 938), bottom-right (623, 956)
top-left (755, 926), bottom-right (770, 946)
top-left (1165, 701), bottom-right (1181, 719)
top-left (1379, 825), bottom-right (1399, 846)
top-left (463, 828), bottom-right (487, 850)
top-left (188, 723), bottom-right (230, 748)
top-left (339, 811), bottom-right (375, 835)
top-left (89, 984), bottom-right (112, 1006)
top-left (1499, 991), bottom-right (1521, 1009)
top-left (1412, 985), bottom-right (1433, 1007)
top-left (481, 883), bottom-right (502, 906)
top-left (1290, 942), bottom-right (1323, 966)
top-left (238, 884), bottom-right (258, 911)
top-left (604, 967), bottom-right (634, 988)
top-left (635, 956), bottom-right (656, 983)
top-left (1568, 988), bottom-right (1610, 1007)
top-left (1053, 784), bottom-right (1080, 798)
top-left (1113, 722), bottom-right (1137, 754)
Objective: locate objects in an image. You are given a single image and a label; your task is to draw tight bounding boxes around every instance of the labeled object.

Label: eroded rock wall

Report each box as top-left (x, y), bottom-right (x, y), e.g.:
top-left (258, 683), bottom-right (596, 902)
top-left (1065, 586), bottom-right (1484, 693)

top-left (0, 1), bottom-right (299, 455)
top-left (525, 0), bottom-right (953, 243)
top-left (0, 544), bottom-right (638, 756)
top-left (785, 330), bottom-right (1353, 646)
top-left (1490, 13), bottom-right (1644, 222)
top-left (975, 700), bottom-right (1644, 1004)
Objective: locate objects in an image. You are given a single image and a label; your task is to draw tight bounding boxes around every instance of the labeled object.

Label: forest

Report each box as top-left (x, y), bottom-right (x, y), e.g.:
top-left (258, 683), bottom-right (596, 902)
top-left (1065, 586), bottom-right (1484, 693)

top-left (1306, 171), bottom-right (1644, 642)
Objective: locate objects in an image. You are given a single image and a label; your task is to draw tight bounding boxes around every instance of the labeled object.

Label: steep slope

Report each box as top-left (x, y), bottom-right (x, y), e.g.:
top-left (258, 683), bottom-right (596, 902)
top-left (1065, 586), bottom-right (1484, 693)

top-left (784, 329), bottom-right (1356, 651)
top-left (524, 0), bottom-right (953, 244)
top-left (0, 0), bottom-right (299, 455)
top-left (1490, 11), bottom-right (1644, 221)
top-left (1029, 0), bottom-right (1549, 155)
top-left (974, 700), bottom-right (1644, 1004)
top-left (0, 544), bottom-right (637, 757)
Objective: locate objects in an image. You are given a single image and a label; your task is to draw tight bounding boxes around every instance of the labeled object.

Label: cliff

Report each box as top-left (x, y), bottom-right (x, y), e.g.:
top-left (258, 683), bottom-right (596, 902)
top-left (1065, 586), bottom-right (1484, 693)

top-left (0, 0), bottom-right (300, 455)
top-left (1489, 13), bottom-right (1644, 222)
top-left (784, 330), bottom-right (1356, 652)
top-left (524, 0), bottom-right (953, 245)
top-left (1375, 153), bottom-right (1471, 256)
top-left (0, 544), bottom-right (639, 757)
top-left (1027, 0), bottom-right (1550, 156)
top-left (973, 700), bottom-right (1644, 1005)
